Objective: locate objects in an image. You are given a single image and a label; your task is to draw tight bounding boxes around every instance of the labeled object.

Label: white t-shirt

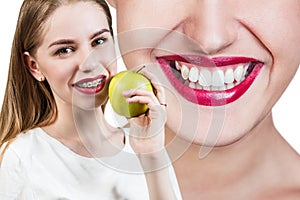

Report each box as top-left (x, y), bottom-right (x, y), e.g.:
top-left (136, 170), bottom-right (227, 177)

top-left (0, 128), bottom-right (182, 200)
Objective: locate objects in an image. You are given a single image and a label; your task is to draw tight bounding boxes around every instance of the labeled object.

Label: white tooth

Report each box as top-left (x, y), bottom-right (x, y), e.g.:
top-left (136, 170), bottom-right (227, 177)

top-left (211, 86), bottom-right (219, 91)
top-left (243, 65), bottom-right (248, 76)
top-left (241, 76), bottom-right (245, 82)
top-left (196, 83), bottom-right (203, 90)
top-left (184, 80), bottom-right (189, 86)
top-left (224, 68), bottom-right (234, 84)
top-left (199, 69), bottom-right (212, 86)
top-left (243, 62), bottom-right (251, 78)
top-left (82, 83), bottom-right (87, 88)
top-left (189, 82), bottom-right (196, 89)
top-left (189, 67), bottom-right (199, 83)
top-left (219, 85), bottom-right (226, 91)
top-left (181, 64), bottom-right (189, 80)
top-left (212, 69), bottom-right (225, 87)
top-left (226, 83), bottom-right (235, 90)
top-left (175, 61), bottom-right (181, 70)
top-left (203, 86), bottom-right (211, 91)
top-left (234, 64), bottom-right (243, 82)
top-left (87, 82), bottom-right (93, 88)
top-left (211, 86), bottom-right (225, 91)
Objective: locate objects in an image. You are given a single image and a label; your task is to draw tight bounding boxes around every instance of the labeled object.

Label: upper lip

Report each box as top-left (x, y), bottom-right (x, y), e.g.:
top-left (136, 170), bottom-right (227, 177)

top-left (72, 74), bottom-right (106, 86)
top-left (157, 55), bottom-right (261, 67)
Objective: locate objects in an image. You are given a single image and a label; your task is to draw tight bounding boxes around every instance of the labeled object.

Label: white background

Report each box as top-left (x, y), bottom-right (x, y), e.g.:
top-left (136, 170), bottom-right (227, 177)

top-left (0, 1), bottom-right (299, 153)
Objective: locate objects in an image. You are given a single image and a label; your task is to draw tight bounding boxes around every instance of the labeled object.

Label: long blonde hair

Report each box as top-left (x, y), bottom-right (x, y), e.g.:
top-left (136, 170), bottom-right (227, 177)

top-left (0, 0), bottom-right (113, 160)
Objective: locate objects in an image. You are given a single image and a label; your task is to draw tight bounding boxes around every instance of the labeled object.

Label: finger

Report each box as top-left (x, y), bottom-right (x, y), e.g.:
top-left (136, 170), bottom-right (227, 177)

top-left (122, 88), bottom-right (155, 98)
top-left (123, 89), bottom-right (159, 107)
top-left (126, 95), bottom-right (158, 109)
top-left (128, 110), bottom-right (165, 140)
top-left (139, 70), bottom-right (166, 105)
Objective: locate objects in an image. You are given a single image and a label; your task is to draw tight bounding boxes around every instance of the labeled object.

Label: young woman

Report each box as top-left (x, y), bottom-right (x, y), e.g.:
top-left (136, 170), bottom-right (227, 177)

top-left (0, 0), bottom-right (179, 199)
top-left (108, 0), bottom-right (300, 199)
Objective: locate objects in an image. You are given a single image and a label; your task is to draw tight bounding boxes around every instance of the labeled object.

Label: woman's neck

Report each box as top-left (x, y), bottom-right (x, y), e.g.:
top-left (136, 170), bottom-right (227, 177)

top-left (165, 113), bottom-right (297, 198)
top-left (42, 104), bottom-right (124, 158)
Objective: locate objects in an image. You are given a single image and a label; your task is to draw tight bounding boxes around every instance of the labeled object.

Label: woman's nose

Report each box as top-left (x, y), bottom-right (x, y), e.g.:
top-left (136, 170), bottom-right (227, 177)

top-left (183, 1), bottom-right (238, 55)
top-left (78, 46), bottom-right (100, 73)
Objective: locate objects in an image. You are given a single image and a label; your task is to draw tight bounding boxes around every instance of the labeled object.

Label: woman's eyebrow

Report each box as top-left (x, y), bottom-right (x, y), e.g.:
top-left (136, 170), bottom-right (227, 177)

top-left (48, 29), bottom-right (110, 48)
top-left (90, 28), bottom-right (110, 39)
top-left (48, 39), bottom-right (74, 48)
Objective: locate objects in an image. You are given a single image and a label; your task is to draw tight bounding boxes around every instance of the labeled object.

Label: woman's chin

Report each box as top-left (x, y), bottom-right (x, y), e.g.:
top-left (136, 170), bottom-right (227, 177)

top-left (167, 123), bottom-right (249, 149)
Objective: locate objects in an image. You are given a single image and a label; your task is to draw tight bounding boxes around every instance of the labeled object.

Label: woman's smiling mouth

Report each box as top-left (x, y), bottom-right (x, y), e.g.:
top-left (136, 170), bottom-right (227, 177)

top-left (156, 55), bottom-right (264, 106)
top-left (72, 74), bottom-right (107, 95)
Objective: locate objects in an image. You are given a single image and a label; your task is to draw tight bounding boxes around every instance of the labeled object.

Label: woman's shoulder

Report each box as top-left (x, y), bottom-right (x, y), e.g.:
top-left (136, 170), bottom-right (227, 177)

top-left (5, 127), bottom-right (41, 146)
top-left (1, 128), bottom-right (43, 163)
top-left (271, 148), bottom-right (300, 199)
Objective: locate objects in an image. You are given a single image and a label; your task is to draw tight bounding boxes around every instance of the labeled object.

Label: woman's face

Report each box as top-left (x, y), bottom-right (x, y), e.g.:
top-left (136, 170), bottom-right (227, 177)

top-left (33, 2), bottom-right (116, 110)
top-left (113, 0), bottom-right (300, 146)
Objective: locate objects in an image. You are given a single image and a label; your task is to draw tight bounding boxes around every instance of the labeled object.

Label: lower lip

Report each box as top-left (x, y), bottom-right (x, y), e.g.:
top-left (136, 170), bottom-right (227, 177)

top-left (73, 78), bottom-right (106, 95)
top-left (157, 58), bottom-right (263, 106)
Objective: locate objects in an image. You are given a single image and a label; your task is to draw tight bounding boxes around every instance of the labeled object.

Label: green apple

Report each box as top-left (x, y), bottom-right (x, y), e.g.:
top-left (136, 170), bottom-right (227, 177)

top-left (108, 70), bottom-right (154, 118)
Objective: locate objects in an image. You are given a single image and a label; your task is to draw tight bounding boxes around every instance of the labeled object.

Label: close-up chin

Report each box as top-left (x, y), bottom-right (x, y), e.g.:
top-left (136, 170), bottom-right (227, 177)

top-left (156, 55), bottom-right (264, 106)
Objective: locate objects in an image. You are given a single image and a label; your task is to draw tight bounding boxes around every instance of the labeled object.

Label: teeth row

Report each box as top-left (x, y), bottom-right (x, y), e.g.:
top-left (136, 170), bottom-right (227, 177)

top-left (77, 78), bottom-right (103, 88)
top-left (185, 81), bottom-right (239, 91)
top-left (176, 61), bottom-right (251, 88)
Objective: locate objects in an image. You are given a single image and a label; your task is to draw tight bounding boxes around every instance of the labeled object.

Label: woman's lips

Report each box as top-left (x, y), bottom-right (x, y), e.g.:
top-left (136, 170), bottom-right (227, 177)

top-left (72, 74), bottom-right (107, 95)
top-left (156, 55), bottom-right (264, 106)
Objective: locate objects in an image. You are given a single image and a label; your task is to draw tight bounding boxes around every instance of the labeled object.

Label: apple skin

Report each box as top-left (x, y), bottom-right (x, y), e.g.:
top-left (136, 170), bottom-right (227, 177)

top-left (108, 70), bottom-right (154, 118)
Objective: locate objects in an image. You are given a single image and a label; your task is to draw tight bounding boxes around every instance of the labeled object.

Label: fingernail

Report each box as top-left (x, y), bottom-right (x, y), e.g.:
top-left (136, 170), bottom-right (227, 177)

top-left (122, 91), bottom-right (129, 96)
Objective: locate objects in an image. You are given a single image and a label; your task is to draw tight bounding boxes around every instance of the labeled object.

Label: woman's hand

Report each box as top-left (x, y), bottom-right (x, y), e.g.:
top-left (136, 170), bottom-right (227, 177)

top-left (122, 70), bottom-right (178, 199)
top-left (122, 70), bottom-right (167, 157)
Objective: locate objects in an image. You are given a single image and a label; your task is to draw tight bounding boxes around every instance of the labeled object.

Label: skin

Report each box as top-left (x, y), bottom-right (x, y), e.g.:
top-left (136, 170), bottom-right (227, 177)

top-left (108, 0), bottom-right (300, 199)
top-left (24, 2), bottom-right (177, 198)
top-left (24, 2), bottom-right (122, 157)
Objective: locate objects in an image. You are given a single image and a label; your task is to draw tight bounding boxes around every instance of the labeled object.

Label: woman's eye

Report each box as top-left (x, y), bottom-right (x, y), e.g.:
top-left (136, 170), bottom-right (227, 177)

top-left (92, 37), bottom-right (107, 47)
top-left (55, 47), bottom-right (73, 56)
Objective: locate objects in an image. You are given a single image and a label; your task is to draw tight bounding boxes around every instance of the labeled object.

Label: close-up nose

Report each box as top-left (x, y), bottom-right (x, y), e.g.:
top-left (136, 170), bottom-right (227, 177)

top-left (183, 1), bottom-right (238, 55)
top-left (78, 46), bottom-right (101, 73)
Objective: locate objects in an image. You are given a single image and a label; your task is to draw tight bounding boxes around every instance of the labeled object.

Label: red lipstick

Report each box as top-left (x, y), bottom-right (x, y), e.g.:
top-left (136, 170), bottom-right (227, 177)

top-left (156, 55), bottom-right (263, 106)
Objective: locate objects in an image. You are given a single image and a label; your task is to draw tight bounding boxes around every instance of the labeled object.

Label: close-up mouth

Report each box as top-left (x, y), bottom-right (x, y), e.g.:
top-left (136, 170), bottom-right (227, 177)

top-left (156, 55), bottom-right (264, 106)
top-left (72, 74), bottom-right (107, 95)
